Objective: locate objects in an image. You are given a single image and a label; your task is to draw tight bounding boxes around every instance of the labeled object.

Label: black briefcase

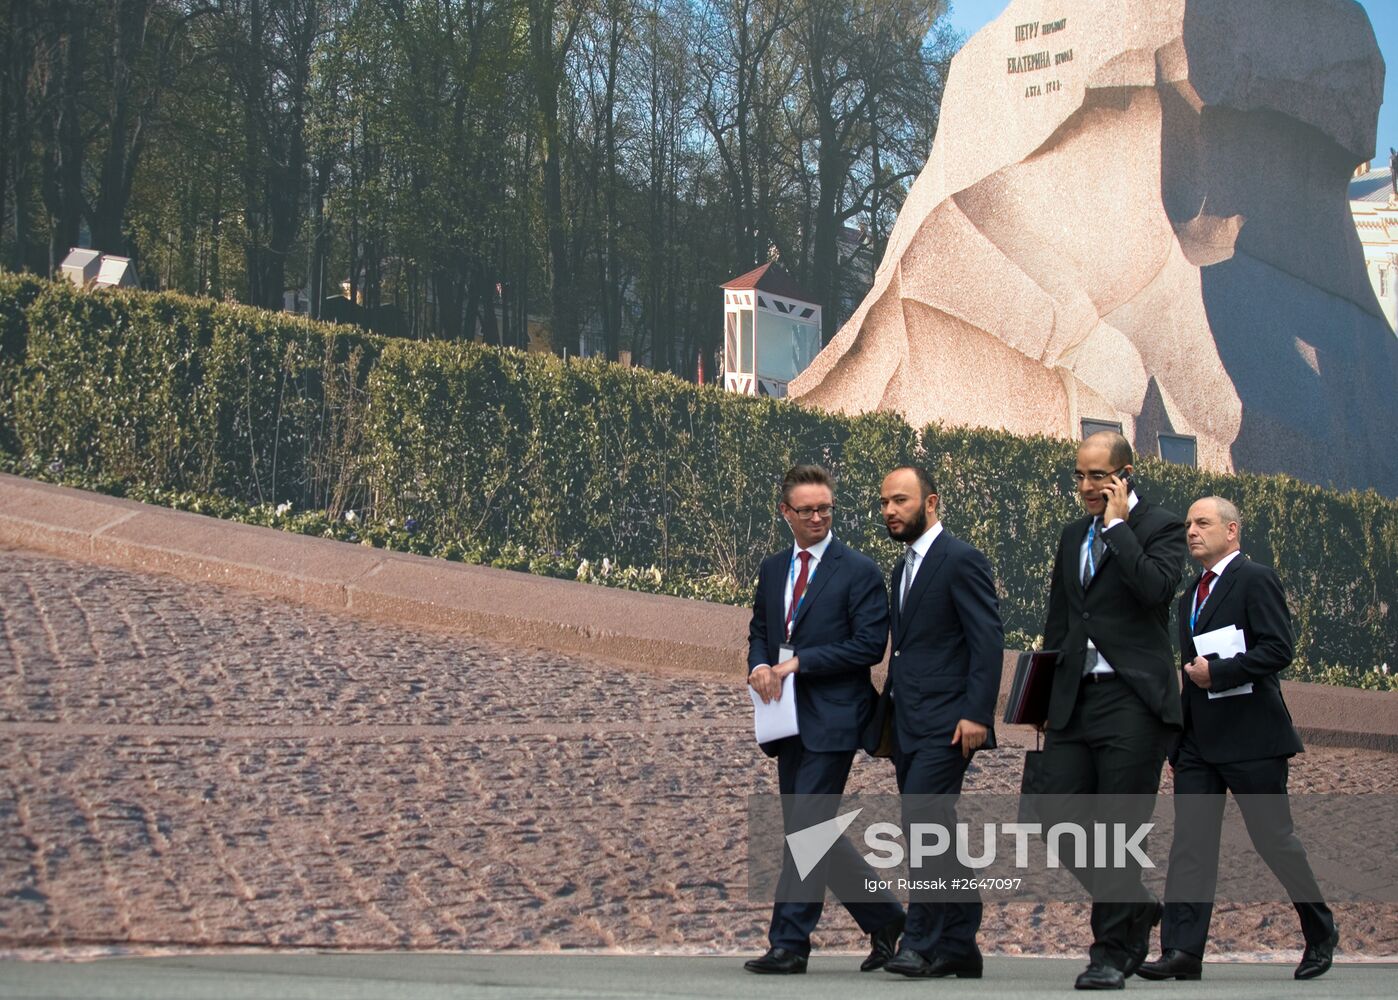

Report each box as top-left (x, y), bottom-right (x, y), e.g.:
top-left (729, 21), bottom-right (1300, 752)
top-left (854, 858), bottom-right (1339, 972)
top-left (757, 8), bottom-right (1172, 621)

top-left (1018, 743), bottom-right (1050, 824)
top-left (862, 686), bottom-right (895, 758)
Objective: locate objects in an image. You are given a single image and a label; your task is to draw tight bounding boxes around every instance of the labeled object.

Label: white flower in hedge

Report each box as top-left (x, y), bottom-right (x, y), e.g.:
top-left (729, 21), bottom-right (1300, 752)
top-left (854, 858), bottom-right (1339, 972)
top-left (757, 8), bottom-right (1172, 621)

top-left (275, 502), bottom-right (291, 517)
top-left (577, 558), bottom-right (590, 580)
top-left (601, 557), bottom-right (612, 577)
top-left (344, 509), bottom-right (357, 523)
top-left (649, 566), bottom-right (662, 585)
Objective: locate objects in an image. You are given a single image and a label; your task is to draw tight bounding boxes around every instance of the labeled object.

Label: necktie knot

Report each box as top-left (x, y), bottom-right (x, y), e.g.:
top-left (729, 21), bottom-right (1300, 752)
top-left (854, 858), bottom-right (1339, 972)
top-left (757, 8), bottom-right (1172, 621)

top-left (787, 550), bottom-right (812, 636)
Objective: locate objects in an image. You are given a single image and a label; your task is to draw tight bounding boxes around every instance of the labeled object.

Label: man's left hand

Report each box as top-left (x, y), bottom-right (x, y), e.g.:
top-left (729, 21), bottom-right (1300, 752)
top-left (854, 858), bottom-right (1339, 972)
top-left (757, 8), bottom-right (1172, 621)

top-left (1184, 655), bottom-right (1212, 689)
top-left (774, 655), bottom-right (799, 681)
top-left (951, 719), bottom-right (988, 758)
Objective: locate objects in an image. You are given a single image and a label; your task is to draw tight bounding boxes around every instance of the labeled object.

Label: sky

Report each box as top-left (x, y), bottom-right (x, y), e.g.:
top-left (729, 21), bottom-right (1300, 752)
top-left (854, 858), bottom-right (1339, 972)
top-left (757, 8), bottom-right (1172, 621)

top-left (943, 0), bottom-right (1398, 161)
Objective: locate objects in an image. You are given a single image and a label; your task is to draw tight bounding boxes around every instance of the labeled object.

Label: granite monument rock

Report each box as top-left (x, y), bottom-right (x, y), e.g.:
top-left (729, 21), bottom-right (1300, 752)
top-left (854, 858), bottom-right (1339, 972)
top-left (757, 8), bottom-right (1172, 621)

top-left (789, 0), bottom-right (1398, 495)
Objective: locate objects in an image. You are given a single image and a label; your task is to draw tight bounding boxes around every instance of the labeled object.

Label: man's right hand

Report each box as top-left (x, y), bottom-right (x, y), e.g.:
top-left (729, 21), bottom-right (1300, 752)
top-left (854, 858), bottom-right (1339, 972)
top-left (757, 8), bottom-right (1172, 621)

top-left (749, 664), bottom-right (781, 704)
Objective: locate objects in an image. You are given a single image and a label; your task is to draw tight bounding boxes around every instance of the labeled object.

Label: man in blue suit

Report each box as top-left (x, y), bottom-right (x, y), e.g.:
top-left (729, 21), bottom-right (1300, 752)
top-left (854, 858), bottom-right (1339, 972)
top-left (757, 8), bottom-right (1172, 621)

top-left (874, 465), bottom-right (1004, 979)
top-left (744, 464), bottom-right (906, 975)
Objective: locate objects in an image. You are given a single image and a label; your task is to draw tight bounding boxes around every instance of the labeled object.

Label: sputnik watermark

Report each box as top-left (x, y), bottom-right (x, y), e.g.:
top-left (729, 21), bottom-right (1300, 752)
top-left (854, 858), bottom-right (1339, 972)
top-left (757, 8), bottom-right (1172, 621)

top-left (862, 819), bottom-right (1154, 870)
top-left (749, 792), bottom-right (1398, 904)
top-left (789, 809), bottom-right (1154, 873)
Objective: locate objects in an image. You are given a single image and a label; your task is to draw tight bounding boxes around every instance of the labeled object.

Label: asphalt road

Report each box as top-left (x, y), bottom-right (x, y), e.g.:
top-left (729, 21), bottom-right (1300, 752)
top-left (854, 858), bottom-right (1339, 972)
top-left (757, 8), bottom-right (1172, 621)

top-left (2, 954), bottom-right (1397, 1000)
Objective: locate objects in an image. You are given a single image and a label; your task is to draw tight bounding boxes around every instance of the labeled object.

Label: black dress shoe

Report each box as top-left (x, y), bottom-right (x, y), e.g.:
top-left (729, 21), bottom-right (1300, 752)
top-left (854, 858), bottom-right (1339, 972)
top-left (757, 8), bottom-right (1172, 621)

top-left (924, 952), bottom-right (984, 979)
top-left (1136, 949), bottom-right (1202, 981)
top-left (1123, 898), bottom-right (1162, 978)
top-left (883, 946), bottom-right (934, 977)
top-left (860, 914), bottom-right (905, 972)
top-left (1295, 929), bottom-right (1339, 980)
top-left (744, 947), bottom-right (808, 975)
top-left (1074, 962), bottom-right (1125, 990)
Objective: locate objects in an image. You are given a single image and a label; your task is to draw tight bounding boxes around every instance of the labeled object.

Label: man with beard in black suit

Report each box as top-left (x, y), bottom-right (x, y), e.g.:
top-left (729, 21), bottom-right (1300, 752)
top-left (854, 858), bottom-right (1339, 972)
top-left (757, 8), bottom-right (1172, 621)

top-left (874, 466), bottom-right (1004, 980)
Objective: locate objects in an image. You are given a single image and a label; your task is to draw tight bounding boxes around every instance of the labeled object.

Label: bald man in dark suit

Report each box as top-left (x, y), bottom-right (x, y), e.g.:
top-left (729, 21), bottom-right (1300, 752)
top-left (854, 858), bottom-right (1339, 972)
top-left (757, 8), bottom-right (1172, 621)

top-left (1138, 496), bottom-right (1336, 982)
top-left (1037, 432), bottom-right (1186, 990)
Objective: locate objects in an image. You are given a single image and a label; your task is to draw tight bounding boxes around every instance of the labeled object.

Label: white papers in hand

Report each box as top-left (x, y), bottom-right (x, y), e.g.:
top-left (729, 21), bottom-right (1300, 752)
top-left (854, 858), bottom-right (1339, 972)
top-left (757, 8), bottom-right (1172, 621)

top-left (1194, 624), bottom-right (1254, 699)
top-left (751, 673), bottom-right (799, 742)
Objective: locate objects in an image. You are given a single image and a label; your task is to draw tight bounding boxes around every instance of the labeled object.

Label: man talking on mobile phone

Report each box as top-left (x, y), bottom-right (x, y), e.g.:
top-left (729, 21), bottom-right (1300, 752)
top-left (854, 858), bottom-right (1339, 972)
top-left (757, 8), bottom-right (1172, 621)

top-left (1037, 431), bottom-right (1187, 990)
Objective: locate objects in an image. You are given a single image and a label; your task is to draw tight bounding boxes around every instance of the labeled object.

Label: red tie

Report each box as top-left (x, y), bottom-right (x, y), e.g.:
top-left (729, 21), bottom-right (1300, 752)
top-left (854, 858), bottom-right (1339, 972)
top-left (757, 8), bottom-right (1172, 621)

top-left (1196, 569), bottom-right (1216, 607)
top-left (787, 551), bottom-right (811, 636)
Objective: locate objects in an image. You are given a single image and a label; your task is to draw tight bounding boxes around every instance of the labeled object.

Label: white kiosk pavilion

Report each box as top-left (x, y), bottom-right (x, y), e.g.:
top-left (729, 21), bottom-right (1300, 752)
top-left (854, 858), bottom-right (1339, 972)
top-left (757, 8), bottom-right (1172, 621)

top-left (720, 263), bottom-right (822, 398)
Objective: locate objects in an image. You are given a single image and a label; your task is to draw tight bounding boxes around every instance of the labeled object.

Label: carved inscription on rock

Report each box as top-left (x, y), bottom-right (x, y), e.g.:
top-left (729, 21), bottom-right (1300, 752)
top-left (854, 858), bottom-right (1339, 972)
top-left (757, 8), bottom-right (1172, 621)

top-left (1010, 18), bottom-right (1072, 98)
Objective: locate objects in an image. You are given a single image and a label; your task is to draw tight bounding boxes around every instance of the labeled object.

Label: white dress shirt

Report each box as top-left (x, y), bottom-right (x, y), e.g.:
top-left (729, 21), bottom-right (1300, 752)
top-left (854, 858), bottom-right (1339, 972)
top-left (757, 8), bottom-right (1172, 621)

top-left (900, 521), bottom-right (944, 607)
top-left (1191, 549), bottom-right (1242, 628)
top-left (784, 532), bottom-right (833, 626)
top-left (1079, 491), bottom-right (1139, 675)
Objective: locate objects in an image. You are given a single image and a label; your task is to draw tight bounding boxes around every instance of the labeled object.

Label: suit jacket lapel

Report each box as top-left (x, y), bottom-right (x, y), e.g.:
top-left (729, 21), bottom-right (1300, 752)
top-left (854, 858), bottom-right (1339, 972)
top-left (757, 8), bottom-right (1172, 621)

top-left (769, 549), bottom-right (791, 649)
top-left (889, 562), bottom-right (903, 639)
top-left (1193, 555), bottom-right (1242, 635)
top-left (790, 539), bottom-right (841, 637)
top-left (894, 533), bottom-right (950, 646)
top-left (1068, 517), bottom-right (1092, 598)
top-left (1084, 499), bottom-right (1150, 589)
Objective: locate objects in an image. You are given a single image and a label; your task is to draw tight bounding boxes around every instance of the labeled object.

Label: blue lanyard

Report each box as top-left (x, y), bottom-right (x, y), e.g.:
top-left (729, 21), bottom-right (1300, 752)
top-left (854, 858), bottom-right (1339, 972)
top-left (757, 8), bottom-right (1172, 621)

top-left (1190, 580), bottom-right (1209, 631)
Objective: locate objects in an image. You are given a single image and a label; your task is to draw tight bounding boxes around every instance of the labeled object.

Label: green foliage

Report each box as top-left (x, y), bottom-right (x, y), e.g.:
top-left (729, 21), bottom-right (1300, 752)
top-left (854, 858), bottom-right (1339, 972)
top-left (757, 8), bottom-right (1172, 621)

top-left (0, 270), bottom-right (48, 456)
top-left (2, 277), bottom-right (1394, 691)
top-left (8, 279), bottom-right (381, 512)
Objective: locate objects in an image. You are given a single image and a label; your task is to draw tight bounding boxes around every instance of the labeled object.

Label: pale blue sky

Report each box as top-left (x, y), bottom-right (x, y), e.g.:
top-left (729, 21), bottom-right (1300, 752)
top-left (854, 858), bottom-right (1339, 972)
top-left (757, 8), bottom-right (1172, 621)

top-left (944, 0), bottom-right (1398, 159)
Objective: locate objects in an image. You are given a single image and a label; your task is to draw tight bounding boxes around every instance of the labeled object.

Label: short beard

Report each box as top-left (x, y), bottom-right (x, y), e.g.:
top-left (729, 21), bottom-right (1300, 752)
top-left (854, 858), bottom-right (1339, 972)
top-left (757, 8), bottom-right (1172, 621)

top-left (887, 503), bottom-right (928, 544)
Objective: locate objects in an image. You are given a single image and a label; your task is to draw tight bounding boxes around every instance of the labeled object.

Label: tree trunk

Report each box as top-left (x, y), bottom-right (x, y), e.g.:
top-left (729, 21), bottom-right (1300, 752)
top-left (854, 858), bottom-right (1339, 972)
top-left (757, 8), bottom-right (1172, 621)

top-left (529, 0), bottom-right (575, 354)
top-left (39, 5), bottom-right (86, 268)
top-left (88, 0), bottom-right (153, 254)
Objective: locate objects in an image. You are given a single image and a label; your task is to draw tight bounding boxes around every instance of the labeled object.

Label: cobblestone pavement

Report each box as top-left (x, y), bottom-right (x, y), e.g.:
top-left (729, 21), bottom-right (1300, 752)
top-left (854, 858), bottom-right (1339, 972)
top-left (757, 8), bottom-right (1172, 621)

top-left (1, 547), bottom-right (1395, 958)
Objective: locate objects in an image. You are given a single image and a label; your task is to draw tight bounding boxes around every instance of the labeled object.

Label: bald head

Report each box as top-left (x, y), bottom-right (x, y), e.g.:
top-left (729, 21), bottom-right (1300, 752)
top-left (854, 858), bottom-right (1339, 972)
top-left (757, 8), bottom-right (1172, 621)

top-left (1082, 431), bottom-right (1133, 469)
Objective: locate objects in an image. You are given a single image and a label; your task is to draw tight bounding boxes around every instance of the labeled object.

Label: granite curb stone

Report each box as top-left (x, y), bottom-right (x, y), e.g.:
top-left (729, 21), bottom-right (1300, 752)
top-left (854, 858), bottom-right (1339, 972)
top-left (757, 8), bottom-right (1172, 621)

top-left (1, 473), bottom-right (1393, 749)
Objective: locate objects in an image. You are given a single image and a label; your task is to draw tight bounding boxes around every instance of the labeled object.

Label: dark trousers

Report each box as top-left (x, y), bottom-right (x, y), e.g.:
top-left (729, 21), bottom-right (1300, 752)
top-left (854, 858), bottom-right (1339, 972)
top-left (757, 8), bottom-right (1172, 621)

top-left (1037, 676), bottom-right (1170, 970)
top-left (768, 737), bottom-right (904, 956)
top-left (893, 737), bottom-right (978, 960)
top-left (1161, 734), bottom-right (1334, 957)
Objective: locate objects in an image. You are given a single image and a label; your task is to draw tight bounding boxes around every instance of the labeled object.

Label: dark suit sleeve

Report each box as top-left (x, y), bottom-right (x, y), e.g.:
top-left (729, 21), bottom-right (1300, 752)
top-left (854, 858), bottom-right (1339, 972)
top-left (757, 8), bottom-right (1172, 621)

top-left (747, 560), bottom-right (770, 673)
top-left (1042, 531), bottom-right (1069, 652)
top-left (795, 559), bottom-right (890, 676)
top-left (1209, 566), bottom-right (1294, 691)
top-left (951, 546), bottom-right (1005, 726)
top-left (1101, 509), bottom-right (1186, 607)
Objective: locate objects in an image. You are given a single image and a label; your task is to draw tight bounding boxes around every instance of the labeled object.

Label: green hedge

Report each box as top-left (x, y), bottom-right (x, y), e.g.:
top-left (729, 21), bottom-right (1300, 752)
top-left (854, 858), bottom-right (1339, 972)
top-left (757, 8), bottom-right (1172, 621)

top-left (6, 277), bottom-right (381, 511)
top-left (1, 274), bottom-right (1393, 688)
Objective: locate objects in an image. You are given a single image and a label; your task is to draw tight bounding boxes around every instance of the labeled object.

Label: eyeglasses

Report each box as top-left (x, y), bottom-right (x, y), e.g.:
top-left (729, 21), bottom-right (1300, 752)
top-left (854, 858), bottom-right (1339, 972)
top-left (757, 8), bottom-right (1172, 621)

top-left (786, 504), bottom-right (834, 520)
top-left (1071, 467), bottom-right (1128, 484)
